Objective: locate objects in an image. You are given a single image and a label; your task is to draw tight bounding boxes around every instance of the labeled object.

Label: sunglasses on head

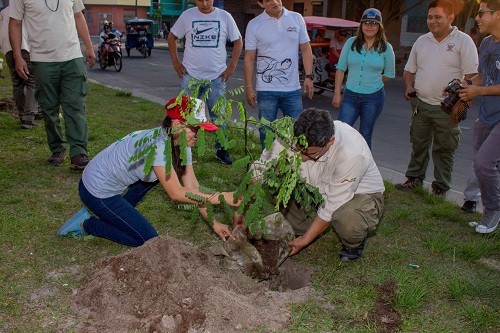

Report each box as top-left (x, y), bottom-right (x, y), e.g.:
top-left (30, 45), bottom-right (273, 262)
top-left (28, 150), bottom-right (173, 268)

top-left (477, 9), bottom-right (497, 18)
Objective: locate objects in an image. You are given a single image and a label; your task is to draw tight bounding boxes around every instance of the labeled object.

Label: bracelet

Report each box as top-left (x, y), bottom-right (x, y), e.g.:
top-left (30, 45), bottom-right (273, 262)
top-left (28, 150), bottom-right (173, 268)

top-left (465, 79), bottom-right (473, 86)
top-left (245, 84), bottom-right (253, 88)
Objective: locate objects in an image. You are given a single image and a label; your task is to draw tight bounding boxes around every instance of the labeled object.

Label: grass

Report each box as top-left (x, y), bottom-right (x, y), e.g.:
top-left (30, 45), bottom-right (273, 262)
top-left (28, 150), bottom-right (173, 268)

top-left (0, 62), bottom-right (499, 332)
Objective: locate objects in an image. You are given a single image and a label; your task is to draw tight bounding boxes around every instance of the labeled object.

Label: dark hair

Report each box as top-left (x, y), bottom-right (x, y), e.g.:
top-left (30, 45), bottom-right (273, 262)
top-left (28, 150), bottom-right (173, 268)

top-left (428, 0), bottom-right (454, 15)
top-left (351, 20), bottom-right (388, 53)
top-left (293, 108), bottom-right (335, 147)
top-left (481, 0), bottom-right (500, 10)
top-left (162, 116), bottom-right (186, 176)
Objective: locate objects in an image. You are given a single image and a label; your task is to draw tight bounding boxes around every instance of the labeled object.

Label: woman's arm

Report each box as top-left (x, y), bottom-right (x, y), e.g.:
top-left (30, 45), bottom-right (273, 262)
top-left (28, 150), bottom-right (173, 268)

top-left (170, 165), bottom-right (234, 241)
top-left (153, 165), bottom-right (238, 206)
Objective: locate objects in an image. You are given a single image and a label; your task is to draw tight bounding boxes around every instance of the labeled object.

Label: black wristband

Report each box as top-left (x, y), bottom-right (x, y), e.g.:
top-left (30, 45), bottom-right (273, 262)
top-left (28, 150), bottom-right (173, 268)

top-left (465, 79), bottom-right (473, 85)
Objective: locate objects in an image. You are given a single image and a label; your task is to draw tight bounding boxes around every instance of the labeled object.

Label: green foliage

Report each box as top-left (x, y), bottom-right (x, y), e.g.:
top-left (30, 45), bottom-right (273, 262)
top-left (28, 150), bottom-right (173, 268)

top-left (129, 79), bottom-right (323, 234)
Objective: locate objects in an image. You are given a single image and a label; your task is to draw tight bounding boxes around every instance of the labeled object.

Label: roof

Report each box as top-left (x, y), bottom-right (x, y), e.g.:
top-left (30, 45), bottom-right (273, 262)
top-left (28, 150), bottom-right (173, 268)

top-left (304, 16), bottom-right (359, 30)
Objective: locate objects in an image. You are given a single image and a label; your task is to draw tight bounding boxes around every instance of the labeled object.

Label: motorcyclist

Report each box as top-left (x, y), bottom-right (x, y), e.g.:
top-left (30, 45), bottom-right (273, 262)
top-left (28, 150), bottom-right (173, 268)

top-left (108, 21), bottom-right (122, 40)
top-left (99, 25), bottom-right (115, 62)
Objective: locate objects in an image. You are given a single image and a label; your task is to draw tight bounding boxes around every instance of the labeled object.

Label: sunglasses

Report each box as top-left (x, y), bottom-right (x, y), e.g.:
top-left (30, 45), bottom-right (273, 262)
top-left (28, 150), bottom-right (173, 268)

top-left (362, 21), bottom-right (380, 27)
top-left (477, 9), bottom-right (497, 18)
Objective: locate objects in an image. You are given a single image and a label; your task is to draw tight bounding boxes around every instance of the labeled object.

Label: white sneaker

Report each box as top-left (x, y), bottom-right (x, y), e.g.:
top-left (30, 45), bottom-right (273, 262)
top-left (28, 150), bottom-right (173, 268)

top-left (475, 210), bottom-right (500, 234)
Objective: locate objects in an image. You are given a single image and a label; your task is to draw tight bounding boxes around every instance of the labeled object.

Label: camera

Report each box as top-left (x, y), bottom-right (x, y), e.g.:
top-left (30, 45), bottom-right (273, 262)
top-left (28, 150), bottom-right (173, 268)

top-left (441, 79), bottom-right (465, 112)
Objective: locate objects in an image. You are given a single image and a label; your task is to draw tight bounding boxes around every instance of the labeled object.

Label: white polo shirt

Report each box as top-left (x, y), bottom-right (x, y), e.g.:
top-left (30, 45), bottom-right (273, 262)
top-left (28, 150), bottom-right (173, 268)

top-left (245, 8), bottom-right (310, 92)
top-left (9, 0), bottom-right (84, 62)
top-left (404, 27), bottom-right (478, 105)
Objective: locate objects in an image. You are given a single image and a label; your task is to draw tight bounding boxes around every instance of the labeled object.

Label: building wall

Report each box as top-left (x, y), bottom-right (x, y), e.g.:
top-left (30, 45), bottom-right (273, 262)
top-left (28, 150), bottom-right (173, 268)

top-left (84, 4), bottom-right (149, 35)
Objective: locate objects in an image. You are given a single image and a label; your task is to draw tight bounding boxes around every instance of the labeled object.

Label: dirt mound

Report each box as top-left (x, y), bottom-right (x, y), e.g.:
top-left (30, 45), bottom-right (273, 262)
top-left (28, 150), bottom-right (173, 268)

top-left (73, 236), bottom-right (311, 333)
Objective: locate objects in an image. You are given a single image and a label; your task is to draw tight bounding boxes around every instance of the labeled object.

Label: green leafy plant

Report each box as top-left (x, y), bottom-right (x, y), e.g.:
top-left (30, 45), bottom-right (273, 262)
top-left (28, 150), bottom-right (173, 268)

top-left (130, 80), bottom-right (324, 232)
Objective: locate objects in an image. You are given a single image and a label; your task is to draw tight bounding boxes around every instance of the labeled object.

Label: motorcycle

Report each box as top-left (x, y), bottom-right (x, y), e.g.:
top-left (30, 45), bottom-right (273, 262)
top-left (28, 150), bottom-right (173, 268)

top-left (299, 57), bottom-right (340, 95)
top-left (97, 33), bottom-right (122, 72)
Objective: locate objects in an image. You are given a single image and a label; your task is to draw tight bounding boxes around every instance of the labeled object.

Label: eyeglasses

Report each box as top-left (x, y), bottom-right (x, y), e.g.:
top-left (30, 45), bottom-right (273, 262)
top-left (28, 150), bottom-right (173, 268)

top-left (292, 144), bottom-right (328, 162)
top-left (477, 9), bottom-right (497, 18)
top-left (362, 21), bottom-right (380, 27)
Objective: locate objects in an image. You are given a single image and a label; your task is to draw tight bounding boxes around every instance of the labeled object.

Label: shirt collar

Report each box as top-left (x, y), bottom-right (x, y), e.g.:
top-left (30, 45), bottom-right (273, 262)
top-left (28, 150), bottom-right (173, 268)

top-left (262, 7), bottom-right (289, 20)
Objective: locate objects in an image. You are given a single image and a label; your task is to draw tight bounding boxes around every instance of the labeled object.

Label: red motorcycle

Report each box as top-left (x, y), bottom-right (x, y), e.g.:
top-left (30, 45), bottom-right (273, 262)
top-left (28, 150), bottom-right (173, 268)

top-left (97, 33), bottom-right (122, 72)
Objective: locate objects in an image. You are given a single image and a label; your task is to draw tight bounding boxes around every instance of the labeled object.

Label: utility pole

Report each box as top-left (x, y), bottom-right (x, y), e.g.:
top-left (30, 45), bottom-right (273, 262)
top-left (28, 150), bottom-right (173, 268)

top-left (135, 0), bottom-right (138, 19)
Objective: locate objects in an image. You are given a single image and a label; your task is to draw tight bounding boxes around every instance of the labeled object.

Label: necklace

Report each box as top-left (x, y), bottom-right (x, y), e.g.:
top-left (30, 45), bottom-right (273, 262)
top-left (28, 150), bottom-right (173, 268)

top-left (45, 0), bottom-right (59, 12)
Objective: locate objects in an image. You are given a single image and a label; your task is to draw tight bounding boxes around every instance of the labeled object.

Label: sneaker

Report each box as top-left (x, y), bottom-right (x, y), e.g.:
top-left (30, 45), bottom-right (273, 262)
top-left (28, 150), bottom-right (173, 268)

top-left (431, 184), bottom-right (447, 196)
top-left (20, 120), bottom-right (36, 129)
top-left (216, 149), bottom-right (233, 165)
top-left (461, 200), bottom-right (477, 214)
top-left (339, 239), bottom-right (366, 262)
top-left (47, 150), bottom-right (66, 165)
top-left (57, 207), bottom-right (90, 236)
top-left (395, 177), bottom-right (423, 192)
top-left (70, 154), bottom-right (90, 170)
top-left (475, 209), bottom-right (500, 234)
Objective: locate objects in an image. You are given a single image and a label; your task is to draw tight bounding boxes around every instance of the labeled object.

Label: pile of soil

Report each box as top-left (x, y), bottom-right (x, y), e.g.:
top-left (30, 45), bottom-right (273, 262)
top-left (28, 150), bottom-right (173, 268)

top-left (73, 236), bottom-right (312, 333)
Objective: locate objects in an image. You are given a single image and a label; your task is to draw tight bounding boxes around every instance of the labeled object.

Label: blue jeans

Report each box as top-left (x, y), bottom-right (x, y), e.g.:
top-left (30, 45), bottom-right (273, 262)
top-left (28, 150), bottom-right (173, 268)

top-left (338, 88), bottom-right (385, 148)
top-left (257, 89), bottom-right (303, 150)
top-left (181, 74), bottom-right (226, 150)
top-left (79, 179), bottom-right (159, 247)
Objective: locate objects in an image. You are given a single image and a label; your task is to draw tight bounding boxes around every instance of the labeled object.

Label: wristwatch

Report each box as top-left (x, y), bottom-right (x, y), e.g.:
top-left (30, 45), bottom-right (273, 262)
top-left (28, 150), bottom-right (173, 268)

top-left (305, 74), bottom-right (314, 80)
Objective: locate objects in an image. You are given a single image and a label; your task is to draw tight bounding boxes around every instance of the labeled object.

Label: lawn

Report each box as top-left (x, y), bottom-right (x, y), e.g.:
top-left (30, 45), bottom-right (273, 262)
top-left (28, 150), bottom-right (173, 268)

top-left (0, 63), bottom-right (499, 332)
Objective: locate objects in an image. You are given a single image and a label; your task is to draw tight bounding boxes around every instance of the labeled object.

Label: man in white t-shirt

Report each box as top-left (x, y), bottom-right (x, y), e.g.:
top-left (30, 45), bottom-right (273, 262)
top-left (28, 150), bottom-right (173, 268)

top-left (9, 0), bottom-right (95, 170)
top-left (244, 0), bottom-right (314, 150)
top-left (395, 0), bottom-right (478, 196)
top-left (167, 0), bottom-right (243, 165)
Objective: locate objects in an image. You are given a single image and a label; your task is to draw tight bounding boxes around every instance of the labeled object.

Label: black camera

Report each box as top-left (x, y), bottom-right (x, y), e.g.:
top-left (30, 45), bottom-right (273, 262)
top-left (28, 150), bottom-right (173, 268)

top-left (441, 79), bottom-right (465, 112)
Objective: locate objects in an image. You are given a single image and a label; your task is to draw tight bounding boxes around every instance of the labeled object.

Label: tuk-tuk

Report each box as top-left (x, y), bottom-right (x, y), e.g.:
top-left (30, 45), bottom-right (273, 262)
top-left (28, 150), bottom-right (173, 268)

top-left (125, 19), bottom-right (155, 58)
top-left (301, 16), bottom-right (359, 95)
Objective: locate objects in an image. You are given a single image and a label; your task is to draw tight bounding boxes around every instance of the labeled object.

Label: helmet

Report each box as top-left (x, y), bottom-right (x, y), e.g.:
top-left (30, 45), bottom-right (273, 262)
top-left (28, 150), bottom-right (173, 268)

top-left (103, 20), bottom-right (109, 26)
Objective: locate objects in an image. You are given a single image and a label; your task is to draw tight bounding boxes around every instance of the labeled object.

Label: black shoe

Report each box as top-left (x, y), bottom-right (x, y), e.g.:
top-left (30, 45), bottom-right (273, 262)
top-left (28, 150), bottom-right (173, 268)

top-left (461, 200), bottom-right (477, 214)
top-left (339, 239), bottom-right (366, 262)
top-left (20, 120), bottom-right (36, 129)
top-left (395, 177), bottom-right (423, 191)
top-left (216, 149), bottom-right (233, 165)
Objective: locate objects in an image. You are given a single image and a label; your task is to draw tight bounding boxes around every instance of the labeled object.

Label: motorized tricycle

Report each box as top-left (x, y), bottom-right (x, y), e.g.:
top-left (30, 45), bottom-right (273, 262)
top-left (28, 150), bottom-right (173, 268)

top-left (125, 19), bottom-right (155, 58)
top-left (97, 33), bottom-right (122, 72)
top-left (299, 16), bottom-right (359, 95)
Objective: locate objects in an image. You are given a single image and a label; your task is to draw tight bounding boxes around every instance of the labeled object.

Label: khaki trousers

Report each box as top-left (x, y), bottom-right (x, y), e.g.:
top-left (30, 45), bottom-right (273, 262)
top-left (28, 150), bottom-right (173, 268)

top-left (281, 193), bottom-right (384, 249)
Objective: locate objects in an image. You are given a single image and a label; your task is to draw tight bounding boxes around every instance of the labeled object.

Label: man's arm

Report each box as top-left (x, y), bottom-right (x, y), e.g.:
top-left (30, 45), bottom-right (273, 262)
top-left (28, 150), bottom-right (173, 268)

top-left (403, 70), bottom-right (416, 100)
top-left (288, 216), bottom-right (330, 256)
top-left (221, 37), bottom-right (243, 82)
top-left (74, 12), bottom-right (95, 69)
top-left (167, 32), bottom-right (185, 78)
top-left (299, 41), bottom-right (314, 99)
top-left (8, 18), bottom-right (28, 80)
top-left (244, 49), bottom-right (257, 108)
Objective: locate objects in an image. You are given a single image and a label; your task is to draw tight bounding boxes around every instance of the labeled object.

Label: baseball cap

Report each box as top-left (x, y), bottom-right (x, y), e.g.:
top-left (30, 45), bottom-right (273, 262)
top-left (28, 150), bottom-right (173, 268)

top-left (361, 8), bottom-right (382, 24)
top-left (165, 96), bottom-right (218, 132)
